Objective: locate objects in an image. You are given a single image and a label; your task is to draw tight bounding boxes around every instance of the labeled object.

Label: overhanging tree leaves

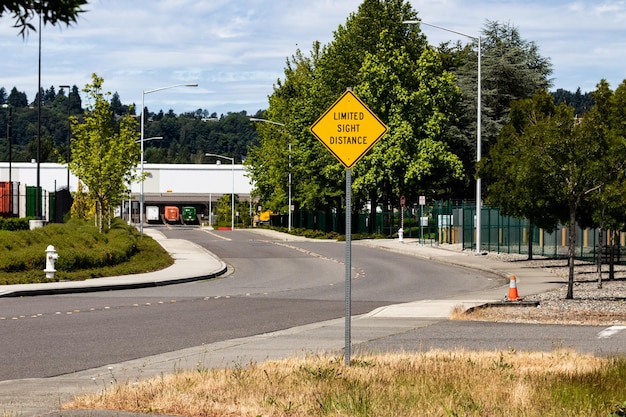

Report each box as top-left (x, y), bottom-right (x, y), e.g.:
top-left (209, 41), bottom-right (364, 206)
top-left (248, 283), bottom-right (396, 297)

top-left (67, 73), bottom-right (140, 233)
top-left (1, 0), bottom-right (87, 36)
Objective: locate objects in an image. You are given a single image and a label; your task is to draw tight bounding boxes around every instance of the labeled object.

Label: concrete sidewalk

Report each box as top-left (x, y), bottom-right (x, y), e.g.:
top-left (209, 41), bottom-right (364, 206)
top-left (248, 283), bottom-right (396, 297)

top-left (0, 229), bottom-right (566, 416)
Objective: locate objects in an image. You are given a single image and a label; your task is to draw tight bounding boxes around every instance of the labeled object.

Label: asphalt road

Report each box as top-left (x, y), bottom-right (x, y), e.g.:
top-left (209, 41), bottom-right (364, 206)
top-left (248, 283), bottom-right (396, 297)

top-left (0, 227), bottom-right (502, 381)
top-left (353, 320), bottom-right (626, 356)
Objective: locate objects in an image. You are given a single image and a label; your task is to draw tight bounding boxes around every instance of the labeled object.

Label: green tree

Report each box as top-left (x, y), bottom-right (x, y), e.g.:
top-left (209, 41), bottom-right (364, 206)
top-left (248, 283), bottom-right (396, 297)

top-left (1, 0), bottom-right (87, 36)
top-left (552, 87), bottom-right (594, 116)
top-left (353, 32), bottom-right (464, 227)
top-left (68, 73), bottom-right (140, 233)
top-left (215, 193), bottom-right (238, 228)
top-left (7, 87), bottom-right (28, 107)
top-left (247, 0), bottom-right (466, 231)
top-left (70, 180), bottom-right (92, 221)
top-left (245, 45), bottom-right (326, 214)
top-left (246, 121), bottom-right (291, 213)
top-left (448, 20), bottom-right (552, 197)
top-left (110, 92), bottom-right (124, 116)
top-left (581, 80), bottom-right (626, 286)
top-left (484, 88), bottom-right (612, 299)
top-left (479, 20), bottom-right (552, 154)
top-left (478, 90), bottom-right (566, 259)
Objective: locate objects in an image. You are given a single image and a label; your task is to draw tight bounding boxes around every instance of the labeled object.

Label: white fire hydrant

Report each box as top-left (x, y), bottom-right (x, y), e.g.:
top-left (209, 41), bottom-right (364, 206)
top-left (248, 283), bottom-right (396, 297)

top-left (44, 245), bottom-right (59, 279)
top-left (398, 228), bottom-right (404, 243)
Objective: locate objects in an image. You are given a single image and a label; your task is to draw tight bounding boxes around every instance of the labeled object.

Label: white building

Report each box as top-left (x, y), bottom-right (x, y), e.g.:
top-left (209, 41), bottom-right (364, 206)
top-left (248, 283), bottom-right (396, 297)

top-left (1, 162), bottom-right (254, 224)
top-left (0, 162), bottom-right (252, 201)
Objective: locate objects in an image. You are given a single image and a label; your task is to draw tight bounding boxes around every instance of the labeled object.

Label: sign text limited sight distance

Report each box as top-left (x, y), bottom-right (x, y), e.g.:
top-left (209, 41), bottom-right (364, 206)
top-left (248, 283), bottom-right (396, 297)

top-left (310, 90), bottom-right (388, 169)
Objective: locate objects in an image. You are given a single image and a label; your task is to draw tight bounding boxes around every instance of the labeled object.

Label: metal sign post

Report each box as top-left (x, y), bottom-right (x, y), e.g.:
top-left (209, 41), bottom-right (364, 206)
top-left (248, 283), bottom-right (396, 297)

top-left (399, 195), bottom-right (405, 243)
top-left (310, 88), bottom-right (388, 366)
top-left (419, 195), bottom-right (426, 243)
top-left (344, 168), bottom-right (352, 366)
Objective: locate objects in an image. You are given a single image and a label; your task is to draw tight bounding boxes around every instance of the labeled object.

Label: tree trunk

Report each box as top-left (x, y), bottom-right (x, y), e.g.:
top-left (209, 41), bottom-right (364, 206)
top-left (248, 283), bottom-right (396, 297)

top-left (566, 205), bottom-right (576, 300)
top-left (609, 230), bottom-right (617, 280)
top-left (597, 228), bottom-right (603, 289)
top-left (527, 219), bottom-right (534, 260)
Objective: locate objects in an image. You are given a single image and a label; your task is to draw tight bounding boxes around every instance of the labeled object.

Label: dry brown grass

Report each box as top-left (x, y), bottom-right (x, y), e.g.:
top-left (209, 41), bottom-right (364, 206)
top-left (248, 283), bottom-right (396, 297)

top-left (64, 350), bottom-right (626, 417)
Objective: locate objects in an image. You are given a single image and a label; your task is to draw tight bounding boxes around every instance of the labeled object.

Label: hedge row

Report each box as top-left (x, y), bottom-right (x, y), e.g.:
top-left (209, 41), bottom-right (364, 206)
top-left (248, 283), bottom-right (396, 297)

top-left (0, 219), bottom-right (170, 284)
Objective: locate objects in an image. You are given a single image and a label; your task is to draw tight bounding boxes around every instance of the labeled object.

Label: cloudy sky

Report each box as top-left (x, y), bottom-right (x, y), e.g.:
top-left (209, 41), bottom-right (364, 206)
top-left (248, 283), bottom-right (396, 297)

top-left (1, 0), bottom-right (625, 116)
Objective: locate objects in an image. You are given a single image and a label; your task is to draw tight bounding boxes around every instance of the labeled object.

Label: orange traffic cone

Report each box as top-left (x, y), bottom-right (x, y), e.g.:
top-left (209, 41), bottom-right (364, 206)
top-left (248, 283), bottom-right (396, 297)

top-left (507, 275), bottom-right (522, 301)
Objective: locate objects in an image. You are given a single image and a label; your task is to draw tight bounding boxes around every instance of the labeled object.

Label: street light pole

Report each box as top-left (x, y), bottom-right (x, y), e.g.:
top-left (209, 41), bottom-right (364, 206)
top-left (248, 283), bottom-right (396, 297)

top-left (59, 85), bottom-right (71, 189)
top-left (2, 104), bottom-right (12, 214)
top-left (249, 118), bottom-right (292, 231)
top-left (139, 83), bottom-right (197, 235)
top-left (205, 153), bottom-right (235, 231)
top-left (403, 19), bottom-right (482, 254)
top-left (36, 10), bottom-right (42, 220)
top-left (2, 105), bottom-right (12, 182)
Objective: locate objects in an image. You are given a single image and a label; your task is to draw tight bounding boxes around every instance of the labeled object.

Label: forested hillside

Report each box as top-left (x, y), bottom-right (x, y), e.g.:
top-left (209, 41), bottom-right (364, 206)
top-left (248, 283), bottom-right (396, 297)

top-left (0, 85), bottom-right (262, 165)
top-left (1, 82), bottom-right (593, 169)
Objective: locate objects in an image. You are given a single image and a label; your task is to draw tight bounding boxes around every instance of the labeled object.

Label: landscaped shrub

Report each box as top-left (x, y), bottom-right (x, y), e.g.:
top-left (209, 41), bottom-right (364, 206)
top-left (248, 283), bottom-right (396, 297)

top-left (0, 218), bottom-right (172, 284)
top-left (0, 217), bottom-right (31, 231)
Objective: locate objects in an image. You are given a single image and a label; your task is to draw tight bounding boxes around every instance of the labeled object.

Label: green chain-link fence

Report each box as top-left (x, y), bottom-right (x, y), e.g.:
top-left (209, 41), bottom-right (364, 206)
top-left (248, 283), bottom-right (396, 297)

top-left (278, 200), bottom-right (623, 263)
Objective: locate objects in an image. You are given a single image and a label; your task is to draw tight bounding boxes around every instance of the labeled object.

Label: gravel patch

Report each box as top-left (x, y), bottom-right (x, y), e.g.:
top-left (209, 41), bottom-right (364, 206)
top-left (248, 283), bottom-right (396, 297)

top-left (461, 250), bottom-right (626, 325)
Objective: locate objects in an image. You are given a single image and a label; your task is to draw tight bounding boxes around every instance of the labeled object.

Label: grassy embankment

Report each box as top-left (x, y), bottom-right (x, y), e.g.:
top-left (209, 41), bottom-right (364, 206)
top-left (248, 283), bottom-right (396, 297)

top-left (0, 218), bottom-right (173, 285)
top-left (65, 350), bottom-right (626, 417)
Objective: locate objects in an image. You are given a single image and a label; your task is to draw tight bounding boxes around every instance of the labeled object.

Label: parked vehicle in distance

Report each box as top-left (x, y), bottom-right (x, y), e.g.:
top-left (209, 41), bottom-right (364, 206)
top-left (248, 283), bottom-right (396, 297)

top-left (164, 206), bottom-right (180, 223)
top-left (146, 205), bottom-right (160, 222)
top-left (181, 206), bottom-right (197, 223)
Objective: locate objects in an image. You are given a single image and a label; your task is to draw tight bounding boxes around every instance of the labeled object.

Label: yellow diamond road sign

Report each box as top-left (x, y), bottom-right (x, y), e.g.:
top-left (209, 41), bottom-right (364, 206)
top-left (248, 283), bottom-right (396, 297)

top-left (310, 90), bottom-right (388, 169)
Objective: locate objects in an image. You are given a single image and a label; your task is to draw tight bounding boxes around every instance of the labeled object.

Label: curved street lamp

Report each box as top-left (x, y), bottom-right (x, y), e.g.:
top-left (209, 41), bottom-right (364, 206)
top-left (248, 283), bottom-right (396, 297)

top-left (139, 83), bottom-right (197, 235)
top-left (403, 19), bottom-right (482, 254)
top-left (205, 153), bottom-right (235, 231)
top-left (249, 118), bottom-right (292, 231)
top-left (59, 85), bottom-right (71, 189)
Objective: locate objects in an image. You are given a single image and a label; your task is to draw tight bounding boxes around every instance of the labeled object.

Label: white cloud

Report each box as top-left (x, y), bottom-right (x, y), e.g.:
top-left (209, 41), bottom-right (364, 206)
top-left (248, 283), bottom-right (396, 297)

top-left (2, 0), bottom-right (626, 114)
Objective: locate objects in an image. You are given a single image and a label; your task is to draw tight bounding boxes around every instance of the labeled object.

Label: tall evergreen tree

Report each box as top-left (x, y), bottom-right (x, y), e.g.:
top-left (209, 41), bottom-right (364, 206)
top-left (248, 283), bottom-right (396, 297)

top-left (7, 87), bottom-right (28, 107)
top-left (552, 87), bottom-right (594, 116)
top-left (449, 20), bottom-right (552, 197)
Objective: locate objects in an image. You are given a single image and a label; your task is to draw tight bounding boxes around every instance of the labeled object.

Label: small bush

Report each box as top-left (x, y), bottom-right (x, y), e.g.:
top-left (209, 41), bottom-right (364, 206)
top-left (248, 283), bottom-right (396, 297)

top-left (0, 217), bottom-right (31, 231)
